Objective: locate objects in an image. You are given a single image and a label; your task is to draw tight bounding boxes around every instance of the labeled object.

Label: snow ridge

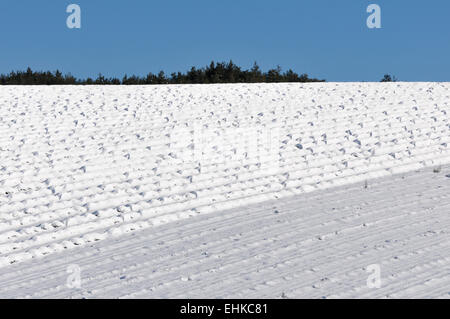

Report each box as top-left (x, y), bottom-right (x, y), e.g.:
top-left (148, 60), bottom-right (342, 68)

top-left (0, 83), bottom-right (449, 267)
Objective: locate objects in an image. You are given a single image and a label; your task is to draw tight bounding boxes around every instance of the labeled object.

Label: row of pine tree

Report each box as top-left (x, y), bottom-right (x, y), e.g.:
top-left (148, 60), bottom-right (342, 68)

top-left (0, 61), bottom-right (325, 85)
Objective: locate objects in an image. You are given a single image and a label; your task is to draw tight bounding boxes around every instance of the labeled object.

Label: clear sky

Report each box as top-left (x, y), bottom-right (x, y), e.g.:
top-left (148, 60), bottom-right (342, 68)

top-left (1, 0), bottom-right (449, 81)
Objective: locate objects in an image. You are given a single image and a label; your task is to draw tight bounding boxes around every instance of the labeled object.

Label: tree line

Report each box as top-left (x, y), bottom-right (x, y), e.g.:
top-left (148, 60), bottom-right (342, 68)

top-left (0, 61), bottom-right (325, 85)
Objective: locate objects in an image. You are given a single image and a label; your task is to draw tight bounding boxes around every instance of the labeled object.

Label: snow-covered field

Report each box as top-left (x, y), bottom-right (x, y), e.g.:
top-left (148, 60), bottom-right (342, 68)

top-left (0, 83), bottom-right (449, 298)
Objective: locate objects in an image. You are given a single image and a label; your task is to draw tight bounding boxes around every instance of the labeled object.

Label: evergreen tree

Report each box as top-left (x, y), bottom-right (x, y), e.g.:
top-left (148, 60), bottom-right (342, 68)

top-left (380, 74), bottom-right (398, 82)
top-left (0, 62), bottom-right (325, 85)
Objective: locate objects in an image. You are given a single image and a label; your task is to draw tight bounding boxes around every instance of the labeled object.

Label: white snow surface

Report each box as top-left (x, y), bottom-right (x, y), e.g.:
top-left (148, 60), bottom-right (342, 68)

top-left (0, 83), bottom-right (449, 298)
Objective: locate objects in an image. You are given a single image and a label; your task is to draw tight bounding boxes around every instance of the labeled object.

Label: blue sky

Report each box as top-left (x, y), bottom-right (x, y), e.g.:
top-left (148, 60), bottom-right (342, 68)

top-left (0, 0), bottom-right (449, 81)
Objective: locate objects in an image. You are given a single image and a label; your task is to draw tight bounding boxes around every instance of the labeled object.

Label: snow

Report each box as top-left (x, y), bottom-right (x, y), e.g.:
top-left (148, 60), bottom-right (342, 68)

top-left (0, 82), bottom-right (449, 298)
